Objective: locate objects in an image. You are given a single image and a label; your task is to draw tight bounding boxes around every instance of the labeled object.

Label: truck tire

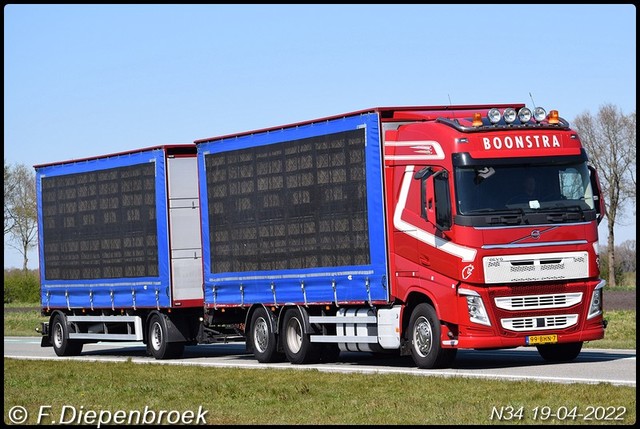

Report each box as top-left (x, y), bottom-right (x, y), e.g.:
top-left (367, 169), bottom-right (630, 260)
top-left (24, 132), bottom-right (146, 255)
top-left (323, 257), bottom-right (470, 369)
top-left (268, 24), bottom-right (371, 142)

top-left (536, 342), bottom-right (583, 362)
top-left (51, 313), bottom-right (83, 357)
top-left (147, 314), bottom-right (184, 360)
top-left (281, 308), bottom-right (322, 364)
top-left (249, 307), bottom-right (284, 363)
top-left (408, 303), bottom-right (456, 369)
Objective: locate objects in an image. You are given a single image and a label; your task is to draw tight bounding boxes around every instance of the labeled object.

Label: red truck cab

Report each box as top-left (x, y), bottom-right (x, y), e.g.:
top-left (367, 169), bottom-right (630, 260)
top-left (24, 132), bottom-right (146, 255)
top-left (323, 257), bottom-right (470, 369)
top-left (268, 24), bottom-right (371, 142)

top-left (382, 104), bottom-right (606, 367)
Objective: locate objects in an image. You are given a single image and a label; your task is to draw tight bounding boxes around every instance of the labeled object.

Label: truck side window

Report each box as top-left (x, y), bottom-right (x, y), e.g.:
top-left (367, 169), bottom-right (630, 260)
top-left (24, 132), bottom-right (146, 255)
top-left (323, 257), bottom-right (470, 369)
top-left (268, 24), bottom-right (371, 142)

top-left (434, 171), bottom-right (451, 230)
top-left (414, 167), bottom-right (452, 230)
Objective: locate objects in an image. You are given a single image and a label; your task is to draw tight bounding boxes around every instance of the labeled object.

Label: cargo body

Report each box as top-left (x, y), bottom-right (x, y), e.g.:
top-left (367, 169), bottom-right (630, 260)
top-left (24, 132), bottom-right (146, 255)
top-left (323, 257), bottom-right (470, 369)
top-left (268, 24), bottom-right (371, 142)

top-left (37, 104), bottom-right (607, 368)
top-left (196, 113), bottom-right (388, 307)
top-left (36, 145), bottom-right (203, 356)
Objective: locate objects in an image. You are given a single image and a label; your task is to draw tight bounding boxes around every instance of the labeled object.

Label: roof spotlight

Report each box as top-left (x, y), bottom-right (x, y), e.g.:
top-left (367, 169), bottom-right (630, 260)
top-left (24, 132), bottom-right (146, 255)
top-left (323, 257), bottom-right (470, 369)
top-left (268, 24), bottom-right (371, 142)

top-left (488, 108), bottom-right (501, 124)
top-left (503, 108), bottom-right (517, 124)
top-left (518, 107), bottom-right (532, 123)
top-left (533, 107), bottom-right (547, 122)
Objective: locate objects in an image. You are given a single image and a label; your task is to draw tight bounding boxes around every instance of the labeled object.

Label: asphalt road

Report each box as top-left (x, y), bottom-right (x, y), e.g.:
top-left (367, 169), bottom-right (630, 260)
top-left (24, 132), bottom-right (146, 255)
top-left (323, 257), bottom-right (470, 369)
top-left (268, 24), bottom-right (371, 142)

top-left (4, 336), bottom-right (635, 387)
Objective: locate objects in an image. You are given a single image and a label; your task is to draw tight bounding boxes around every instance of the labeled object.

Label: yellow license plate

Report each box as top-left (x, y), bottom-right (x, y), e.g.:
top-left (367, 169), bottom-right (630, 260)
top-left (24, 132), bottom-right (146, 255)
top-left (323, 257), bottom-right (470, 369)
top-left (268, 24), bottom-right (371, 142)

top-left (526, 334), bottom-right (558, 345)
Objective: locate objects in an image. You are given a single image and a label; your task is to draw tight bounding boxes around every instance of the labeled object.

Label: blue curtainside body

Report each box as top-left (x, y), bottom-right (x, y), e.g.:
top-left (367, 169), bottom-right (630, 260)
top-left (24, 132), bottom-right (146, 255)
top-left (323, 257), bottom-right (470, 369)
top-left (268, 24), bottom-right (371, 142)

top-left (195, 112), bottom-right (389, 308)
top-left (35, 146), bottom-right (184, 310)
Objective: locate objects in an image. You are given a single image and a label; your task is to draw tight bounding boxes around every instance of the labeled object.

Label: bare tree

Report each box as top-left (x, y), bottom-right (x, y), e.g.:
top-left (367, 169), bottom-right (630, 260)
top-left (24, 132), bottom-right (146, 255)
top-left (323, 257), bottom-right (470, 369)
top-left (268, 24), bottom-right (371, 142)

top-left (616, 240), bottom-right (636, 274)
top-left (573, 104), bottom-right (636, 288)
top-left (4, 159), bottom-right (18, 235)
top-left (623, 111), bottom-right (636, 206)
top-left (5, 163), bottom-right (38, 271)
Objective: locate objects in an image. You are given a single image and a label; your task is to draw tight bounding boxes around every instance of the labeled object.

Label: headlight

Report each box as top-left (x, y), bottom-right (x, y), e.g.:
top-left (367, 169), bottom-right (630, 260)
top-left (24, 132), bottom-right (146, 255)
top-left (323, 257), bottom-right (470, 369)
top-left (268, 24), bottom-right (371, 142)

top-left (459, 289), bottom-right (492, 327)
top-left (587, 280), bottom-right (606, 319)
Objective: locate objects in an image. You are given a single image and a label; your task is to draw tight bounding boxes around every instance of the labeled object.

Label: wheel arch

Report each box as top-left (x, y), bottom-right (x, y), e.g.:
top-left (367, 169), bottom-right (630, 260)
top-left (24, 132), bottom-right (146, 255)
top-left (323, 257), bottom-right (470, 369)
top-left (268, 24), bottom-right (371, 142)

top-left (402, 291), bottom-right (436, 337)
top-left (276, 305), bottom-right (312, 336)
top-left (144, 310), bottom-right (188, 344)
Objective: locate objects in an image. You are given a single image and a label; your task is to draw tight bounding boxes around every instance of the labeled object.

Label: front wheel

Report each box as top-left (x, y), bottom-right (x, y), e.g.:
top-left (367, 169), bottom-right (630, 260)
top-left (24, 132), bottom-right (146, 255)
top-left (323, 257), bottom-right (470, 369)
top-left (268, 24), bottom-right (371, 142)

top-left (407, 303), bottom-right (456, 369)
top-left (536, 342), bottom-right (583, 362)
top-left (51, 313), bottom-right (83, 357)
top-left (147, 314), bottom-right (184, 360)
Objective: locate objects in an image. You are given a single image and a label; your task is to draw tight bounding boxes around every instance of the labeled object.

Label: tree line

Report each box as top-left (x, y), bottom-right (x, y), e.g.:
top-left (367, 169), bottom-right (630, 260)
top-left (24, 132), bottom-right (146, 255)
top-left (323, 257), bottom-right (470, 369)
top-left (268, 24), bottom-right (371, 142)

top-left (4, 103), bottom-right (637, 287)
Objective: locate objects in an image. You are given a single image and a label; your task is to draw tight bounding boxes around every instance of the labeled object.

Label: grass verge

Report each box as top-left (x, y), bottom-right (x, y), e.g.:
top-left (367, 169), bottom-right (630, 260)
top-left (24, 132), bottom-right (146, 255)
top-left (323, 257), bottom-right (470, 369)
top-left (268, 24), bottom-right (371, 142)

top-left (3, 358), bottom-right (636, 425)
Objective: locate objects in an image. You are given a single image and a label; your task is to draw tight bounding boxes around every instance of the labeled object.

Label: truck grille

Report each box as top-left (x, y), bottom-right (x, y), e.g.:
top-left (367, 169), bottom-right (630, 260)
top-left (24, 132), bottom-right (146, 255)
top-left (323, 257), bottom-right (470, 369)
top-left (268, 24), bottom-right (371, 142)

top-left (494, 293), bottom-right (582, 310)
top-left (483, 251), bottom-right (588, 284)
top-left (501, 314), bottom-right (578, 331)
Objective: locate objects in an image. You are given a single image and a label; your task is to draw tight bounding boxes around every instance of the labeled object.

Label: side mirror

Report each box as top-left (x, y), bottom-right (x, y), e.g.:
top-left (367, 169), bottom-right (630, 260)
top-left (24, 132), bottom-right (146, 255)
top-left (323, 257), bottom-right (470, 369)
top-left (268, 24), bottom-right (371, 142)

top-left (588, 165), bottom-right (605, 225)
top-left (426, 175), bottom-right (437, 226)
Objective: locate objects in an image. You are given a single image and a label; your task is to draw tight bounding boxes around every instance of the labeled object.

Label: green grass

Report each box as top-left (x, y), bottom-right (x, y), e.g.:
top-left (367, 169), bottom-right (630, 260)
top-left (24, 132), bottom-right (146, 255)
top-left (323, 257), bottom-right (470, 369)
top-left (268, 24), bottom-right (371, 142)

top-left (584, 310), bottom-right (636, 349)
top-left (3, 358), bottom-right (636, 425)
top-left (3, 305), bottom-right (46, 337)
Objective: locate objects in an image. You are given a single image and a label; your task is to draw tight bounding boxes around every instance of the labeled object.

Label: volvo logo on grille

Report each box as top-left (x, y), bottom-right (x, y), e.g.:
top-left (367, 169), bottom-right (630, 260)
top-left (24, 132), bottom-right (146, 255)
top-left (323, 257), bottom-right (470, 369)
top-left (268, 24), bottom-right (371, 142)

top-left (531, 230), bottom-right (541, 240)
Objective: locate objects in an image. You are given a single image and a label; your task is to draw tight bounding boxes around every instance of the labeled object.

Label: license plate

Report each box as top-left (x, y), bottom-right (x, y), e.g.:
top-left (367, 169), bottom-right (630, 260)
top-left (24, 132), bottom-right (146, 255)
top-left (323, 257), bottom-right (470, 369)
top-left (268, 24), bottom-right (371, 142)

top-left (526, 334), bottom-right (558, 345)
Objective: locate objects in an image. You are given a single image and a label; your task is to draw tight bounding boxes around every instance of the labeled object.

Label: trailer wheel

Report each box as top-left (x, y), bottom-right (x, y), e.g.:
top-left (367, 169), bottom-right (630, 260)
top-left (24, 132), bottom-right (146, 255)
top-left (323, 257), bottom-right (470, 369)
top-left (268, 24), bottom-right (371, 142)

top-left (51, 313), bottom-right (83, 356)
top-left (408, 303), bottom-right (456, 369)
top-left (148, 314), bottom-right (184, 359)
top-left (249, 307), bottom-right (284, 363)
top-left (536, 342), bottom-right (583, 362)
top-left (281, 309), bottom-right (321, 364)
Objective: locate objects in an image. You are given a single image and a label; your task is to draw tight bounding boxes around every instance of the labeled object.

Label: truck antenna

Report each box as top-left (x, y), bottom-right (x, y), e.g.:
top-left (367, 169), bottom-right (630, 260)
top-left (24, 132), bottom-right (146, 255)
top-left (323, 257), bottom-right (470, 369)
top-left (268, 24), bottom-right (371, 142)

top-left (529, 92), bottom-right (537, 108)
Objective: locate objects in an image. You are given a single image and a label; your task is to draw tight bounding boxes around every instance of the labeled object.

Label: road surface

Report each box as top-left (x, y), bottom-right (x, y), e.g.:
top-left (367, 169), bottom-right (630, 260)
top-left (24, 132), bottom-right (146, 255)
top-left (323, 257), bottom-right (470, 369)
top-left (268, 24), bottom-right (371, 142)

top-left (4, 336), bottom-right (635, 387)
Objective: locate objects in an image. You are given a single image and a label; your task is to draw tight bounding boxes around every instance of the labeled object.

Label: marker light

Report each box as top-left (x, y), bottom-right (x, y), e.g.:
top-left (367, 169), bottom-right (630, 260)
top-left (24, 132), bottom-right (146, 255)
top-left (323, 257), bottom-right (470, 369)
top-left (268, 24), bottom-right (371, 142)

top-left (488, 108), bottom-right (501, 124)
top-left (518, 107), bottom-right (532, 123)
top-left (472, 112), bottom-right (483, 127)
top-left (533, 107), bottom-right (547, 122)
top-left (503, 108), bottom-right (517, 124)
top-left (547, 110), bottom-right (560, 124)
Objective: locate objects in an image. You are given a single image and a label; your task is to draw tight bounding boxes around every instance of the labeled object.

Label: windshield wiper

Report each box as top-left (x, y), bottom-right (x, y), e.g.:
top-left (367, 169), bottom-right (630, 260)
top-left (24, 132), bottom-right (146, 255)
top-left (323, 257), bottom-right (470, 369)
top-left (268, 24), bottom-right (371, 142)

top-left (466, 208), bottom-right (525, 215)
top-left (535, 204), bottom-right (585, 214)
top-left (533, 205), bottom-right (585, 222)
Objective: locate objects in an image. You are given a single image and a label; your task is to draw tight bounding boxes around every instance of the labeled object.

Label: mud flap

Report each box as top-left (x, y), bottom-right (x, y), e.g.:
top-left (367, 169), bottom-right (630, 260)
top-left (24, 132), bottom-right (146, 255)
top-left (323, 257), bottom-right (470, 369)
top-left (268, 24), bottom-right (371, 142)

top-left (40, 322), bottom-right (52, 347)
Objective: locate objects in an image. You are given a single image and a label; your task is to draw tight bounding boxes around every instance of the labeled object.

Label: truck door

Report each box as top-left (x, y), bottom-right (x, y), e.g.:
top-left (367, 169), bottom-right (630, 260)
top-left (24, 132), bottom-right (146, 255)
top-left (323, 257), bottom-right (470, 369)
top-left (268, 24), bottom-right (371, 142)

top-left (167, 156), bottom-right (204, 303)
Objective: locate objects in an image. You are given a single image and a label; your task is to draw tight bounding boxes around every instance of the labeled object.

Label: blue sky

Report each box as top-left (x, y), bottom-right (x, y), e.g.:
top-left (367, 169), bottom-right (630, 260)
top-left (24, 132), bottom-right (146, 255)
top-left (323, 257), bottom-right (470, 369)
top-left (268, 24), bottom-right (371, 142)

top-left (4, 4), bottom-right (636, 269)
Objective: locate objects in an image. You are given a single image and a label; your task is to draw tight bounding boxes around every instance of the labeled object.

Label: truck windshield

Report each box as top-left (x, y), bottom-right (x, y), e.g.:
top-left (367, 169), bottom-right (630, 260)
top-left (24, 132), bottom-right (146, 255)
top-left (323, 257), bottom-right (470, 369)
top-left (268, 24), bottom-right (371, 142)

top-left (455, 162), bottom-right (595, 215)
